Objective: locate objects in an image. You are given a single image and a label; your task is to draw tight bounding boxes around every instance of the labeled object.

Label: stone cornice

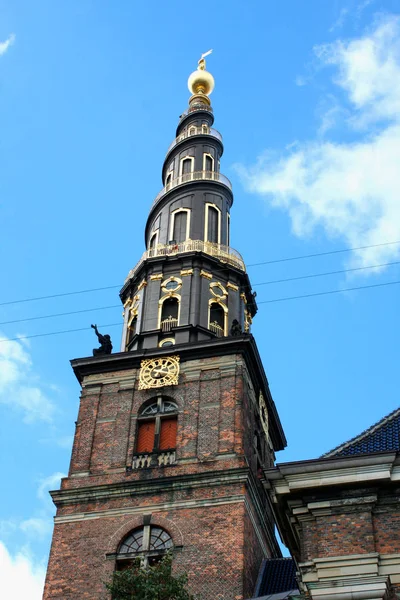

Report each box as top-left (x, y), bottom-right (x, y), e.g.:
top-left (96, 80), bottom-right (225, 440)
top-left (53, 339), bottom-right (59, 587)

top-left (51, 467), bottom-right (250, 507)
top-left (265, 452), bottom-right (397, 499)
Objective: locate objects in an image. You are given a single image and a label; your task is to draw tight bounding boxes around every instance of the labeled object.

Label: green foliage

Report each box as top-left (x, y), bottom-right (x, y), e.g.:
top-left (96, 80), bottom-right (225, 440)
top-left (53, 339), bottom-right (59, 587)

top-left (105, 554), bottom-right (194, 600)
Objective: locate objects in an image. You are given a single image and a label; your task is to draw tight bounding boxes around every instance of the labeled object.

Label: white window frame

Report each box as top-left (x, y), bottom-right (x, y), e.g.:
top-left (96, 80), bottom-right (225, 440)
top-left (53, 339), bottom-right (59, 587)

top-left (204, 203), bottom-right (221, 244)
top-left (203, 152), bottom-right (214, 173)
top-left (149, 230), bottom-right (160, 251)
top-left (169, 208), bottom-right (191, 243)
top-left (179, 156), bottom-right (194, 177)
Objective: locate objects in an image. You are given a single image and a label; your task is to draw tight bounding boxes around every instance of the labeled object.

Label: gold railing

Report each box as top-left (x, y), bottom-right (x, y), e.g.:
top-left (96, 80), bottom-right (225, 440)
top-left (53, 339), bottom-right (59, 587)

top-left (151, 170), bottom-right (232, 210)
top-left (209, 321), bottom-right (224, 337)
top-left (166, 127), bottom-right (222, 154)
top-left (180, 104), bottom-right (213, 120)
top-left (161, 317), bottom-right (178, 332)
top-left (125, 239), bottom-right (245, 282)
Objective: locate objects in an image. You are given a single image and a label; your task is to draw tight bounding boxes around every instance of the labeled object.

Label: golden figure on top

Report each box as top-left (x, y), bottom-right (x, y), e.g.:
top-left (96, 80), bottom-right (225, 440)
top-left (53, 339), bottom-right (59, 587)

top-left (188, 50), bottom-right (215, 98)
top-left (198, 49), bottom-right (213, 71)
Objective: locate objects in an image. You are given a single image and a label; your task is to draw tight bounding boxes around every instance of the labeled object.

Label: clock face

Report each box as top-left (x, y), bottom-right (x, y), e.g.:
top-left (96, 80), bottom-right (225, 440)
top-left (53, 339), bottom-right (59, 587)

top-left (138, 356), bottom-right (180, 390)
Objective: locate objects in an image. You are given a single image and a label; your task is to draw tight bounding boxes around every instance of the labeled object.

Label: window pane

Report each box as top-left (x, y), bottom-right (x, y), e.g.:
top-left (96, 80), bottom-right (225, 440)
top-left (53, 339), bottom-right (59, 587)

top-left (207, 207), bottom-right (219, 243)
top-left (160, 417), bottom-right (177, 450)
top-left (182, 159), bottom-right (192, 174)
top-left (204, 155), bottom-right (213, 172)
top-left (119, 530), bottom-right (145, 554)
top-left (149, 527), bottom-right (173, 551)
top-left (137, 421), bottom-right (155, 453)
top-left (173, 211), bottom-right (187, 243)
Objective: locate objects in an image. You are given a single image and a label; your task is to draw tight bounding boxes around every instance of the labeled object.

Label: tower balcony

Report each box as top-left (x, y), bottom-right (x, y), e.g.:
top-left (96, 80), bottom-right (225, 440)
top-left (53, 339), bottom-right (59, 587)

top-left (151, 170), bottom-right (232, 212)
top-left (166, 126), bottom-right (223, 155)
top-left (125, 239), bottom-right (245, 283)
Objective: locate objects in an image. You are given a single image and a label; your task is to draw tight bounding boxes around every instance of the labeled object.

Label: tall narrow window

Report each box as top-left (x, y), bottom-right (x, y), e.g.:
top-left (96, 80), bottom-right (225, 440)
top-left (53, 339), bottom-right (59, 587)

top-left (227, 213), bottom-right (230, 246)
top-left (165, 172), bottom-right (172, 188)
top-left (181, 157), bottom-right (193, 182)
top-left (149, 232), bottom-right (158, 251)
top-left (160, 297), bottom-right (179, 332)
top-left (207, 206), bottom-right (219, 244)
top-left (209, 302), bottom-right (226, 337)
top-left (135, 399), bottom-right (178, 458)
top-left (204, 154), bottom-right (213, 174)
top-left (172, 211), bottom-right (188, 244)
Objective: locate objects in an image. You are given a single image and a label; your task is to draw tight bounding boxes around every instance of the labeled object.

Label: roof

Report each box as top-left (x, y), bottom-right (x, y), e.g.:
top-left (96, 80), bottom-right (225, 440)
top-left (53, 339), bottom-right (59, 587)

top-left (254, 558), bottom-right (298, 597)
top-left (323, 406), bottom-right (400, 458)
top-left (254, 592), bottom-right (300, 600)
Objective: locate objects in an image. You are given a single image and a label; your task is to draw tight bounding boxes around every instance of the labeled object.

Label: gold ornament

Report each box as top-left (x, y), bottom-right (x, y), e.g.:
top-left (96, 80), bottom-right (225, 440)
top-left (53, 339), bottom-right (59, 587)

top-left (138, 356), bottom-right (180, 390)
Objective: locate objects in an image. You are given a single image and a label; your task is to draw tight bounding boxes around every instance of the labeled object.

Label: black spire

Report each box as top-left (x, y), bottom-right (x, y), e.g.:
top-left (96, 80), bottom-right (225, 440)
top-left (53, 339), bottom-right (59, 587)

top-left (120, 55), bottom-right (257, 352)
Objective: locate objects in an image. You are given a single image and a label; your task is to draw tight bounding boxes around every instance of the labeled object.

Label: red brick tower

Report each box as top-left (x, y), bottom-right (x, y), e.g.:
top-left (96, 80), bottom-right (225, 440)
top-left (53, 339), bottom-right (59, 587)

top-left (43, 54), bottom-right (287, 600)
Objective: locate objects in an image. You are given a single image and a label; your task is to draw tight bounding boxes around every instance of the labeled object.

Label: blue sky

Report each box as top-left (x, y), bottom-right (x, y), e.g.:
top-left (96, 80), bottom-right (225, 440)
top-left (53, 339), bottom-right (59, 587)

top-left (0, 1), bottom-right (399, 596)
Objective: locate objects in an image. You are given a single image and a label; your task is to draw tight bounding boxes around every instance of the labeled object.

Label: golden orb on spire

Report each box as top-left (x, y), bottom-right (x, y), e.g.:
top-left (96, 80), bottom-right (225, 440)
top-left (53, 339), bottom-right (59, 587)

top-left (188, 50), bottom-right (215, 97)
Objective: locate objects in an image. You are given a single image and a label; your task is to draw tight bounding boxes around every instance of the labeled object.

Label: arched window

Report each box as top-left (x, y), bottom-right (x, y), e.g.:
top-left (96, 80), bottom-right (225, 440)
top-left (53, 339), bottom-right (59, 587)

top-left (188, 126), bottom-right (196, 136)
top-left (203, 153), bottom-right (214, 174)
top-left (160, 297), bottom-right (179, 332)
top-left (165, 172), bottom-right (173, 188)
top-left (170, 209), bottom-right (190, 244)
top-left (180, 157), bottom-right (194, 182)
top-left (149, 231), bottom-right (158, 251)
top-left (116, 525), bottom-right (173, 570)
top-left (126, 316), bottom-right (137, 346)
top-left (136, 399), bottom-right (178, 456)
top-left (209, 302), bottom-right (226, 337)
top-left (159, 337), bottom-right (175, 348)
top-left (206, 205), bottom-right (220, 244)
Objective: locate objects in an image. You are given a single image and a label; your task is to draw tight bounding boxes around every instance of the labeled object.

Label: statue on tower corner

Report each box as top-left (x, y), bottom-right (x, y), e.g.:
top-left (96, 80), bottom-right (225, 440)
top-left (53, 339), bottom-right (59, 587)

top-left (230, 319), bottom-right (242, 336)
top-left (91, 324), bottom-right (113, 356)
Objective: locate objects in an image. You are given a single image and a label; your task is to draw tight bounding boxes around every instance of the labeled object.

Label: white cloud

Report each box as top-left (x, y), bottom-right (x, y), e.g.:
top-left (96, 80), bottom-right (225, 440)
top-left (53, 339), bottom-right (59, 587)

top-left (0, 334), bottom-right (55, 423)
top-left (239, 15), bottom-right (400, 271)
top-left (329, 8), bottom-right (349, 33)
top-left (37, 472), bottom-right (65, 501)
top-left (0, 33), bottom-right (15, 56)
top-left (0, 542), bottom-right (45, 600)
top-left (20, 518), bottom-right (53, 539)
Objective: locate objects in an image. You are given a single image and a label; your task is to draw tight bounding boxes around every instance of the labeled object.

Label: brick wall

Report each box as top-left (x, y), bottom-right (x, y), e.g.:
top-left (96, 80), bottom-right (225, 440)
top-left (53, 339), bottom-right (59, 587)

top-left (44, 352), bottom-right (277, 599)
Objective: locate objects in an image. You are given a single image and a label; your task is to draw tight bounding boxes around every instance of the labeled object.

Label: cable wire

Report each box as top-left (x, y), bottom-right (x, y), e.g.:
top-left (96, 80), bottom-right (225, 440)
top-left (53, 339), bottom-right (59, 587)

top-left (247, 240), bottom-right (400, 267)
top-left (1, 240), bottom-right (399, 308)
top-left (0, 285), bottom-right (121, 308)
top-left (1, 279), bottom-right (398, 344)
top-left (0, 305), bottom-right (121, 326)
top-left (258, 279), bottom-right (400, 304)
top-left (253, 260), bottom-right (400, 287)
top-left (0, 323), bottom-right (122, 344)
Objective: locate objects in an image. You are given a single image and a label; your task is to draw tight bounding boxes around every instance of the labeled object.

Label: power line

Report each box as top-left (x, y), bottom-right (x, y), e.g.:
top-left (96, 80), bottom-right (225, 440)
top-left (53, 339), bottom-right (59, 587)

top-left (258, 279), bottom-right (400, 304)
top-left (247, 240), bottom-right (400, 268)
top-left (1, 240), bottom-right (399, 308)
top-left (0, 323), bottom-right (122, 344)
top-left (0, 304), bottom-right (121, 326)
top-left (0, 262), bottom-right (399, 327)
top-left (1, 280), bottom-right (398, 345)
top-left (0, 285), bottom-right (121, 308)
top-left (253, 260), bottom-right (400, 287)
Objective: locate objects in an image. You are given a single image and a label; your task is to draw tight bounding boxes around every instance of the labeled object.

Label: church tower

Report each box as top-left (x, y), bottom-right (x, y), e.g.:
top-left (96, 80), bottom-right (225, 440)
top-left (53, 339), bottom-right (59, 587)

top-left (43, 54), bottom-right (287, 600)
